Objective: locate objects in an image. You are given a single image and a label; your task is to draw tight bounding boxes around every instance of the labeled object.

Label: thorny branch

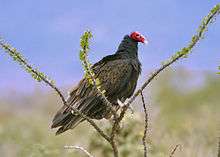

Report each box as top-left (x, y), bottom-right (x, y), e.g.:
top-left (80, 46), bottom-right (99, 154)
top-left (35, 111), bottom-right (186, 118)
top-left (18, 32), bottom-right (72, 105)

top-left (141, 92), bottom-right (148, 157)
top-left (0, 39), bottom-right (110, 143)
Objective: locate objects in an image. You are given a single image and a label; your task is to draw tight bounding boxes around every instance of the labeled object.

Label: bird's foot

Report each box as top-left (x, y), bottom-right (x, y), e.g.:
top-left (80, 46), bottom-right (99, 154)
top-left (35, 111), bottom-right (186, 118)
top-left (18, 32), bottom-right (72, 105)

top-left (117, 99), bottom-right (125, 107)
top-left (117, 99), bottom-right (134, 114)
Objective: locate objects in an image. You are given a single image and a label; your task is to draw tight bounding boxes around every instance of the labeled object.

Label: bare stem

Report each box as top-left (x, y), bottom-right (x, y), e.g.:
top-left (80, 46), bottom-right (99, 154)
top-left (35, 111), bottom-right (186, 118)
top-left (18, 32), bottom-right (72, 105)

top-left (169, 144), bottom-right (180, 157)
top-left (64, 145), bottom-right (95, 157)
top-left (141, 92), bottom-right (148, 157)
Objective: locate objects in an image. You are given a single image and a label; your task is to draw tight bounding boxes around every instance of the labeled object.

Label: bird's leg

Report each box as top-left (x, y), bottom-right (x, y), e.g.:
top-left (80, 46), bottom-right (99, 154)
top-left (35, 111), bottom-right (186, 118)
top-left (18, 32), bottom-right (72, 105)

top-left (117, 99), bottom-right (125, 108)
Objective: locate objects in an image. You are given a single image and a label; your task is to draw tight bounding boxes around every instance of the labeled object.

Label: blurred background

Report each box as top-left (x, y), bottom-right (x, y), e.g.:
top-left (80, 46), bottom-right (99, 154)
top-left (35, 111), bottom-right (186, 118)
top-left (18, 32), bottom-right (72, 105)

top-left (0, 0), bottom-right (219, 157)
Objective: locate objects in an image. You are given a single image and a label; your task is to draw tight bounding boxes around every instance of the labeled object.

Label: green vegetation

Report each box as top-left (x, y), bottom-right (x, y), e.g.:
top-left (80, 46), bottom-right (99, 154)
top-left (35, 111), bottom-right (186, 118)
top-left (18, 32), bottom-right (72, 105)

top-left (0, 69), bottom-right (219, 157)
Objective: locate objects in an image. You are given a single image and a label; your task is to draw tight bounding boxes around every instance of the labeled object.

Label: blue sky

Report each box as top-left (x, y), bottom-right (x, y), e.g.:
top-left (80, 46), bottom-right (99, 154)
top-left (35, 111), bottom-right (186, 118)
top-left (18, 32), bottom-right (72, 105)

top-left (0, 0), bottom-right (220, 93)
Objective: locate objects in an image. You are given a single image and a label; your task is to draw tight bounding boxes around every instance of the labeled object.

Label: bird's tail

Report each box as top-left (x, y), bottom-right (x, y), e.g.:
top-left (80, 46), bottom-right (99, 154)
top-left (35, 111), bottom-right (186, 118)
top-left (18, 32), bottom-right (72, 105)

top-left (51, 108), bottom-right (84, 135)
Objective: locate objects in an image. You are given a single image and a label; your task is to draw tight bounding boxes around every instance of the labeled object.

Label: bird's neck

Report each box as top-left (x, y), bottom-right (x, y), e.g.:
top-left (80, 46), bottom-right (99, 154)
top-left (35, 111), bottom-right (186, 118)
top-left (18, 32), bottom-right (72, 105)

top-left (115, 35), bottom-right (138, 59)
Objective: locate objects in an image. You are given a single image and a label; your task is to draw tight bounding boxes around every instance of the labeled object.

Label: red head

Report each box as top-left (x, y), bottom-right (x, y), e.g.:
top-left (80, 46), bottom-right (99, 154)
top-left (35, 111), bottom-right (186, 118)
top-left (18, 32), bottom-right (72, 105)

top-left (130, 32), bottom-right (148, 44)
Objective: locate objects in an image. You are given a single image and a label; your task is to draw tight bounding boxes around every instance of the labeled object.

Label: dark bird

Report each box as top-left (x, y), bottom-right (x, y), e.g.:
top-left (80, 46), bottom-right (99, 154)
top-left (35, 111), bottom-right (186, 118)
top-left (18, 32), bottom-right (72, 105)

top-left (51, 32), bottom-right (147, 135)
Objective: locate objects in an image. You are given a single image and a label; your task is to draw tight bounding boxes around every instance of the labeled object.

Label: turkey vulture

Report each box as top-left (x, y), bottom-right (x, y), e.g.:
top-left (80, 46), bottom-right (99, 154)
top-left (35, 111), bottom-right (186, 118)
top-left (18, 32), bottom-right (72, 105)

top-left (51, 32), bottom-right (147, 135)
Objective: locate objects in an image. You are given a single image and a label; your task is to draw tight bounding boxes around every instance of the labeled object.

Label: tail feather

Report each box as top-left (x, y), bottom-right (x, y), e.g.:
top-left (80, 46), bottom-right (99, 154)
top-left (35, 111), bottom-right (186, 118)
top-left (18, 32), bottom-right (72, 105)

top-left (51, 112), bottom-right (72, 128)
top-left (51, 108), bottom-right (84, 135)
top-left (55, 116), bottom-right (84, 135)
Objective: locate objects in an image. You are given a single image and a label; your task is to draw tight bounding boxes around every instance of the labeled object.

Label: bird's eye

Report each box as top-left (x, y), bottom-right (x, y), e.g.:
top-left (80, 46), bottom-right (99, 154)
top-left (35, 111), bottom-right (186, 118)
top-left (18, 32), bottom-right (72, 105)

top-left (136, 34), bottom-right (140, 37)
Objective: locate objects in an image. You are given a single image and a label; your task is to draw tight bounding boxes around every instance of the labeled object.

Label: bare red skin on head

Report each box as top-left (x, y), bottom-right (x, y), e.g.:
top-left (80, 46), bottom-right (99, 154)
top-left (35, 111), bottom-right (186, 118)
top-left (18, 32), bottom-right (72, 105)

top-left (130, 32), bottom-right (146, 43)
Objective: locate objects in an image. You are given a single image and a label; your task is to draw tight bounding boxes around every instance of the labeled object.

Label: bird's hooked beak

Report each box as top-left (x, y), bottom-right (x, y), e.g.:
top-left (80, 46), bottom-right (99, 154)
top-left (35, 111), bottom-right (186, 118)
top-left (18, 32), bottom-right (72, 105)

top-left (140, 35), bottom-right (149, 45)
top-left (143, 38), bottom-right (149, 45)
top-left (141, 36), bottom-right (149, 45)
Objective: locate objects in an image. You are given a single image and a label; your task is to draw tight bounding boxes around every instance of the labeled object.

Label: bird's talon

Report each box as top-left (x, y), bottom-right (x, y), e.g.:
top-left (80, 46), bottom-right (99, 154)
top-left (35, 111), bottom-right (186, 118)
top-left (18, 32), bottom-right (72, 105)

top-left (71, 110), bottom-right (78, 116)
top-left (117, 99), bottom-right (125, 107)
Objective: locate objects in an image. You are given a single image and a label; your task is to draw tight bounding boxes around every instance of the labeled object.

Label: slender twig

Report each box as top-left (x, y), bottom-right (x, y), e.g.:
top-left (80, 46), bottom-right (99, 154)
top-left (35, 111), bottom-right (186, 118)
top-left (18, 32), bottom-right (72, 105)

top-left (64, 145), bottom-right (95, 157)
top-left (82, 115), bottom-right (111, 143)
top-left (169, 144), bottom-right (180, 157)
top-left (141, 92), bottom-right (148, 157)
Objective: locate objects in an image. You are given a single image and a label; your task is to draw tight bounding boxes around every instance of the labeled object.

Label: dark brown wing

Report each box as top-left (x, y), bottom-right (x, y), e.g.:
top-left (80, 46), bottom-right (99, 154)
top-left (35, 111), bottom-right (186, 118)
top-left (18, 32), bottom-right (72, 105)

top-left (93, 59), bottom-right (134, 98)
